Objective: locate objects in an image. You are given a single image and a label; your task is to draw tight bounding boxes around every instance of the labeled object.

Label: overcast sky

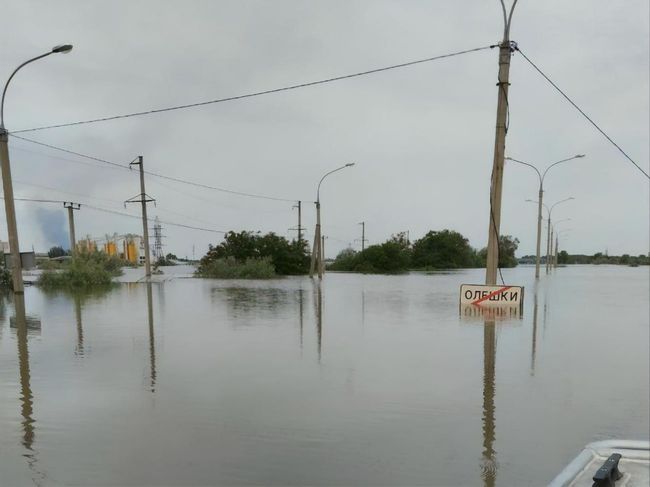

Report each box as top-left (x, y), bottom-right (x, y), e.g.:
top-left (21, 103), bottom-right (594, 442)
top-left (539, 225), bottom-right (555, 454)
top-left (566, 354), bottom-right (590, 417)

top-left (1, 0), bottom-right (648, 259)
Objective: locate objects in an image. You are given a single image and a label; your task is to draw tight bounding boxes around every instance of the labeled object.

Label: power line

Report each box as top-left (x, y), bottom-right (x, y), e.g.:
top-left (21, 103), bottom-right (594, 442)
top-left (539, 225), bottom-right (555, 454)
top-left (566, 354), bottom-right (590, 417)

top-left (15, 179), bottom-right (222, 227)
top-left (10, 134), bottom-right (129, 170)
top-left (83, 205), bottom-right (227, 234)
top-left (11, 45), bottom-right (493, 134)
top-left (10, 133), bottom-right (300, 202)
top-left (516, 46), bottom-right (649, 180)
top-left (5, 195), bottom-right (227, 234)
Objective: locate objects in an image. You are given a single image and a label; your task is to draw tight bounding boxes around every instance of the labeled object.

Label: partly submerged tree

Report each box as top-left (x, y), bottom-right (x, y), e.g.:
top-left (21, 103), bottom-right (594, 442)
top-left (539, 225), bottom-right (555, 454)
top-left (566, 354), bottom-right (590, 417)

top-left (477, 235), bottom-right (520, 268)
top-left (411, 230), bottom-right (478, 269)
top-left (198, 231), bottom-right (310, 276)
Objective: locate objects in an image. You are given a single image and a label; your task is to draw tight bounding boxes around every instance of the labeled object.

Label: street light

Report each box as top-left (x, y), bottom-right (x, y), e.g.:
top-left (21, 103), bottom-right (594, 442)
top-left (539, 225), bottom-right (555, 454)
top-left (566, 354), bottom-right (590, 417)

top-left (526, 196), bottom-right (574, 274)
top-left (553, 228), bottom-right (571, 267)
top-left (309, 163), bottom-right (355, 279)
top-left (507, 154), bottom-right (585, 279)
top-left (0, 44), bottom-right (74, 293)
top-left (551, 219), bottom-right (571, 268)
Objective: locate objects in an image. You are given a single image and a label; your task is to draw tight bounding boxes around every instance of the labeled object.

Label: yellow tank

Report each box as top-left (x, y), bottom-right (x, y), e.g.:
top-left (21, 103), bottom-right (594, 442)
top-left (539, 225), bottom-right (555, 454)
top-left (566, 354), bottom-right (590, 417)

top-left (125, 240), bottom-right (139, 264)
top-left (105, 241), bottom-right (117, 256)
top-left (76, 239), bottom-right (97, 253)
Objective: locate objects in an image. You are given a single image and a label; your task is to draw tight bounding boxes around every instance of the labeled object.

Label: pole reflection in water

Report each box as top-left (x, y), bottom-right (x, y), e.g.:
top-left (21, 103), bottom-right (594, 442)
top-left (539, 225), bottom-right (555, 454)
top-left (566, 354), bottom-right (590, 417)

top-left (361, 289), bottom-right (366, 332)
top-left (313, 283), bottom-right (322, 362)
top-left (481, 319), bottom-right (497, 487)
top-left (543, 285), bottom-right (549, 336)
top-left (13, 293), bottom-right (45, 484)
top-left (530, 289), bottom-right (539, 375)
top-left (298, 288), bottom-right (304, 351)
top-left (146, 283), bottom-right (157, 393)
top-left (74, 294), bottom-right (84, 356)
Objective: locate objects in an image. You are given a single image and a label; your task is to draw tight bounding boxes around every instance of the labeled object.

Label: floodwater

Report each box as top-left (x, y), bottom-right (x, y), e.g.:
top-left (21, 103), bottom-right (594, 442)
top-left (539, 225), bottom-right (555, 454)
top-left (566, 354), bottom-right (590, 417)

top-left (0, 265), bottom-right (648, 486)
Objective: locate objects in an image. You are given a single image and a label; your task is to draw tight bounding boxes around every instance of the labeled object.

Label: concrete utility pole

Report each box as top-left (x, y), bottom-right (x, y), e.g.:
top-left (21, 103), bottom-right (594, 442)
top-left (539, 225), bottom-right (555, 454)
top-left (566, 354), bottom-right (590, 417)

top-left (63, 202), bottom-right (80, 253)
top-left (507, 155), bottom-right (584, 279)
top-left (552, 221), bottom-right (571, 269)
top-left (547, 225), bottom-right (554, 274)
top-left (485, 0), bottom-right (518, 286)
top-left (309, 201), bottom-right (322, 278)
top-left (309, 163), bottom-right (355, 279)
top-left (0, 44), bottom-right (72, 293)
top-left (526, 197), bottom-right (573, 275)
top-left (320, 235), bottom-right (326, 276)
top-left (358, 221), bottom-right (367, 251)
top-left (546, 217), bottom-right (552, 274)
top-left (292, 201), bottom-right (302, 242)
top-left (125, 156), bottom-right (155, 278)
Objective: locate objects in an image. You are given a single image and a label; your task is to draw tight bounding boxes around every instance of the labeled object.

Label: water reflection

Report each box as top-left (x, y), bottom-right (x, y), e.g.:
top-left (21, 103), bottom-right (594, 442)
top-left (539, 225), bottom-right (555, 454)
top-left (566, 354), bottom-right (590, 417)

top-left (361, 289), bottom-right (366, 331)
top-left (481, 320), bottom-right (497, 487)
top-left (313, 283), bottom-right (322, 362)
top-left (211, 286), bottom-right (291, 320)
top-left (13, 293), bottom-right (46, 485)
top-left (460, 304), bottom-right (520, 321)
top-left (74, 295), bottom-right (84, 356)
top-left (531, 289), bottom-right (539, 375)
top-left (147, 283), bottom-right (157, 393)
top-left (298, 288), bottom-right (304, 350)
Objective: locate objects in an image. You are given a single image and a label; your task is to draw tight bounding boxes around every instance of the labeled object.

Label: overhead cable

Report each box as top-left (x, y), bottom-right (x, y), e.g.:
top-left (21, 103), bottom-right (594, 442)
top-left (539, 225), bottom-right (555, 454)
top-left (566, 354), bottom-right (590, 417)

top-left (10, 133), bottom-right (300, 202)
top-left (83, 204), bottom-right (227, 234)
top-left (6, 196), bottom-right (227, 234)
top-left (11, 45), bottom-right (493, 133)
top-left (516, 47), bottom-right (649, 180)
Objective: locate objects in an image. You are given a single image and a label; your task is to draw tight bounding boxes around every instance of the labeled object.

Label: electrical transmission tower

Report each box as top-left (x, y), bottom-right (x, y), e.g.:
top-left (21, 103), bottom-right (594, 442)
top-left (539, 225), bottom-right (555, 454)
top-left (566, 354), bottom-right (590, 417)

top-left (152, 217), bottom-right (164, 260)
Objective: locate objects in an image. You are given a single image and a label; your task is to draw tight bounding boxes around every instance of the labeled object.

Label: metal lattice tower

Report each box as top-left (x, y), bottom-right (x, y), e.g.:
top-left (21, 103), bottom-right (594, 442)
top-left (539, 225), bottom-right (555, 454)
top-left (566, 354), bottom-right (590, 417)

top-left (152, 217), bottom-right (164, 260)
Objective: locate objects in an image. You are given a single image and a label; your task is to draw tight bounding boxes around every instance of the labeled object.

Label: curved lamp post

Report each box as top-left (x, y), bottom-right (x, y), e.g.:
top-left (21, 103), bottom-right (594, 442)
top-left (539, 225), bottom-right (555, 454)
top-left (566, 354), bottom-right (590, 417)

top-left (0, 44), bottom-right (73, 293)
top-left (526, 196), bottom-right (574, 274)
top-left (551, 219), bottom-right (571, 268)
top-left (554, 227), bottom-right (572, 267)
top-left (309, 163), bottom-right (354, 279)
top-left (507, 154), bottom-right (584, 278)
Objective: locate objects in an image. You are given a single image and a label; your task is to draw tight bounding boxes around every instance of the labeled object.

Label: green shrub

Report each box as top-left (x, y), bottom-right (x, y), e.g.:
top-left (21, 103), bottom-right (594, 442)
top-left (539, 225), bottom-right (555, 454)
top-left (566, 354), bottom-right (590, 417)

top-left (38, 259), bottom-right (64, 270)
top-left (0, 267), bottom-right (12, 290)
top-left (196, 256), bottom-right (276, 279)
top-left (37, 250), bottom-right (124, 289)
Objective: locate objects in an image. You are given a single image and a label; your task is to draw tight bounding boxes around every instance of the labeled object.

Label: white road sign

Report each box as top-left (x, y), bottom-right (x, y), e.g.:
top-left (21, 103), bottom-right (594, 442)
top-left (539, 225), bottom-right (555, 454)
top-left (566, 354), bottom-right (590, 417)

top-left (460, 284), bottom-right (524, 311)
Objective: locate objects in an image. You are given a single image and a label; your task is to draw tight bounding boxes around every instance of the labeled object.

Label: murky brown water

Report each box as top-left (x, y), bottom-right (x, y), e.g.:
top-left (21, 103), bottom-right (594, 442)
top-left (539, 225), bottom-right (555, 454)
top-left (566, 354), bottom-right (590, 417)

top-left (1, 265), bottom-right (648, 486)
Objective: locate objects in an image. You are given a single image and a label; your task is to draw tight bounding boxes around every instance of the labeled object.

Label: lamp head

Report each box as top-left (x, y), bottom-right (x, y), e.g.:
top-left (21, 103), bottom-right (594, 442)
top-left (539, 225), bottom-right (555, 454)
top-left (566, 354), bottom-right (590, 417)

top-left (345, 163), bottom-right (355, 167)
top-left (575, 154), bottom-right (586, 158)
top-left (52, 44), bottom-right (73, 54)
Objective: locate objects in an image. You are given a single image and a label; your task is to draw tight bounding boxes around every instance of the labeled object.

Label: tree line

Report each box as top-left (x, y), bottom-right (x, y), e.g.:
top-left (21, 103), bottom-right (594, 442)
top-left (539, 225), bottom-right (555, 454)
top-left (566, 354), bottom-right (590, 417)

top-left (328, 230), bottom-right (519, 273)
top-left (556, 251), bottom-right (649, 266)
top-left (195, 229), bottom-right (519, 277)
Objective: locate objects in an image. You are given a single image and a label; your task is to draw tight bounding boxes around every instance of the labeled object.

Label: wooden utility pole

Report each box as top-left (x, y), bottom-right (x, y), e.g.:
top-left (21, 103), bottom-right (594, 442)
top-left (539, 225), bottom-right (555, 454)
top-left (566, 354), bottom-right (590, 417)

top-left (485, 1), bottom-right (518, 285)
top-left (125, 156), bottom-right (155, 278)
top-left (63, 202), bottom-right (80, 253)
top-left (0, 130), bottom-right (23, 292)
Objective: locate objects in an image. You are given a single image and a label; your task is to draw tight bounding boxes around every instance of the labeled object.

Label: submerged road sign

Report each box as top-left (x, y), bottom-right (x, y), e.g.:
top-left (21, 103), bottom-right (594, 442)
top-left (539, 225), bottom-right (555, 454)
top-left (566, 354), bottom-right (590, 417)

top-left (460, 284), bottom-right (524, 311)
